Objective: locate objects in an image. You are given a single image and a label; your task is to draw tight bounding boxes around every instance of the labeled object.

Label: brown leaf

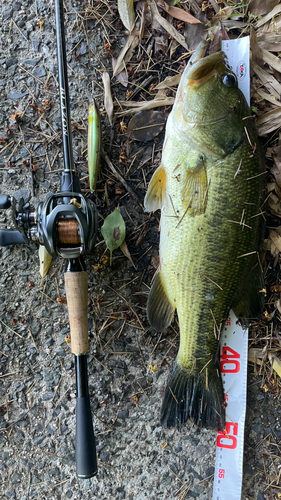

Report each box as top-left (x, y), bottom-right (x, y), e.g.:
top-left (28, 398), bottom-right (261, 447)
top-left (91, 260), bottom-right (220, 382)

top-left (150, 0), bottom-right (188, 50)
top-left (271, 149), bottom-right (281, 188)
top-left (250, 27), bottom-right (263, 66)
top-left (155, 73), bottom-right (181, 90)
top-left (127, 110), bottom-right (167, 142)
top-left (120, 240), bottom-right (137, 269)
top-left (272, 146), bottom-right (281, 189)
top-left (151, 254), bottom-right (160, 269)
top-left (154, 33), bottom-right (168, 56)
top-left (249, 0), bottom-right (279, 17)
top-left (269, 229), bottom-right (281, 253)
top-left (157, 0), bottom-right (201, 24)
top-left (254, 3), bottom-right (281, 29)
top-left (117, 96), bottom-right (174, 116)
top-left (268, 193), bottom-right (281, 218)
top-left (256, 107), bottom-right (281, 136)
top-left (113, 35), bottom-right (139, 78)
top-left (209, 23), bottom-right (229, 54)
top-left (112, 57), bottom-right (128, 87)
top-left (184, 10), bottom-right (207, 51)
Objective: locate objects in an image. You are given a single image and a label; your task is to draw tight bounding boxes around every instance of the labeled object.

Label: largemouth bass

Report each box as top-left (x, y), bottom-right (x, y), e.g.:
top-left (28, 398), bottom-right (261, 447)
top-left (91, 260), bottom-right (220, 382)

top-left (144, 43), bottom-right (265, 429)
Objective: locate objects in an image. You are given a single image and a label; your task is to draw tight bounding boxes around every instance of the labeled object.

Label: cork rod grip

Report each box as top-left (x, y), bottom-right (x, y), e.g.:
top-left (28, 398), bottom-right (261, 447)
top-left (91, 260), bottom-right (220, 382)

top-left (64, 271), bottom-right (89, 355)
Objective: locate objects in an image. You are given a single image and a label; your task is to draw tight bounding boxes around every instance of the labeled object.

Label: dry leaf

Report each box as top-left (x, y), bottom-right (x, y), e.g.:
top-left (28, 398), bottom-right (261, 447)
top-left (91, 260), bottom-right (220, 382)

top-left (272, 146), bottom-right (281, 183)
top-left (154, 33), bottom-right (168, 56)
top-left (127, 109), bottom-right (167, 141)
top-left (275, 298), bottom-right (281, 315)
top-left (139, 1), bottom-right (147, 42)
top-left (257, 33), bottom-right (281, 52)
top-left (113, 35), bottom-right (139, 78)
top-left (254, 3), bottom-right (281, 29)
top-left (184, 10), bottom-right (207, 51)
top-left (157, 0), bottom-right (201, 24)
top-left (155, 73), bottom-right (181, 90)
top-left (250, 26), bottom-right (263, 66)
top-left (117, 96), bottom-right (175, 116)
top-left (268, 192), bottom-right (281, 218)
top-left (271, 148), bottom-right (281, 187)
top-left (252, 62), bottom-right (281, 98)
top-left (118, 0), bottom-right (135, 32)
top-left (112, 57), bottom-right (128, 87)
top-left (249, 0), bottom-right (279, 17)
top-left (256, 89), bottom-right (281, 108)
top-left (261, 47), bottom-right (281, 74)
top-left (150, 0), bottom-right (188, 50)
top-left (256, 107), bottom-right (281, 136)
top-left (269, 229), bottom-right (281, 253)
top-left (268, 352), bottom-right (281, 378)
top-left (102, 72), bottom-right (113, 125)
top-left (209, 22), bottom-right (229, 54)
top-left (120, 240), bottom-right (136, 269)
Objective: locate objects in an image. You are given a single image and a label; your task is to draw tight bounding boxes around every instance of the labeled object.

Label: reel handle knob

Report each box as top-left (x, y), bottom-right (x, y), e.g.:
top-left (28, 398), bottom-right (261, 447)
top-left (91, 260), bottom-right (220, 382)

top-left (0, 195), bottom-right (11, 209)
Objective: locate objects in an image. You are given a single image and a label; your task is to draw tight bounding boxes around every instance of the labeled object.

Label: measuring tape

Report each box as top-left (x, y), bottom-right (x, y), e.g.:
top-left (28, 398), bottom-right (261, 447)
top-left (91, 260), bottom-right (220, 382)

top-left (213, 309), bottom-right (248, 500)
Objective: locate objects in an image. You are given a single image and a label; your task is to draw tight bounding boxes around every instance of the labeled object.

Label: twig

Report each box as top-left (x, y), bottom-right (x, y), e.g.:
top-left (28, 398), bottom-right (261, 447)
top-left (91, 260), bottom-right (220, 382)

top-left (103, 151), bottom-right (141, 205)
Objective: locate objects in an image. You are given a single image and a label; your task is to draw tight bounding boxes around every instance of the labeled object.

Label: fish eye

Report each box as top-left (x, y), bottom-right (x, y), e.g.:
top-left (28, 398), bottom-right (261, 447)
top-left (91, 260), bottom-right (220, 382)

top-left (222, 74), bottom-right (236, 87)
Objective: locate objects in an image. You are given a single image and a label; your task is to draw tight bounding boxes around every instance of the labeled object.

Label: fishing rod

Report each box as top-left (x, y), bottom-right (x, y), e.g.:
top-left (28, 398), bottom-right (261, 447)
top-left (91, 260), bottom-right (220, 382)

top-left (0, 0), bottom-right (98, 478)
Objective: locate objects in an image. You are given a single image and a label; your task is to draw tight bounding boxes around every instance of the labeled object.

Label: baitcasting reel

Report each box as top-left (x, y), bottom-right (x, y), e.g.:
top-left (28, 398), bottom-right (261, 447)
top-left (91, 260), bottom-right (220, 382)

top-left (0, 170), bottom-right (98, 259)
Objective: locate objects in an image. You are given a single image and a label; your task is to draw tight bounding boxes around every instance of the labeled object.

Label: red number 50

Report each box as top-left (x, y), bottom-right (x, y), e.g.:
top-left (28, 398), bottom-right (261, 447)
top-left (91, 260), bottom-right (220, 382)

top-left (216, 422), bottom-right (238, 449)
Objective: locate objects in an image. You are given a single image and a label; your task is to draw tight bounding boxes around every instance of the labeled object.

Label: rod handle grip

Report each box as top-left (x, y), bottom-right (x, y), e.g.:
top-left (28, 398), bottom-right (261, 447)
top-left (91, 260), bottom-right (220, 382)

top-left (64, 271), bottom-right (89, 354)
top-left (76, 396), bottom-right (98, 478)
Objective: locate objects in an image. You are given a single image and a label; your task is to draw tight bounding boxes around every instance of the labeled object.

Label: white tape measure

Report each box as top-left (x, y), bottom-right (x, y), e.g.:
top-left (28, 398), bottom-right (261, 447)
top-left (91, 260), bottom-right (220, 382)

top-left (213, 309), bottom-right (248, 500)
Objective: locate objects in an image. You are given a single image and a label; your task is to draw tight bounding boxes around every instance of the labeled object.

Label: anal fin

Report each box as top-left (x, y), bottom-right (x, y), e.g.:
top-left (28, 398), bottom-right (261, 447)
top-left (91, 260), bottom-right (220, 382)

top-left (147, 271), bottom-right (175, 332)
top-left (144, 164), bottom-right (166, 212)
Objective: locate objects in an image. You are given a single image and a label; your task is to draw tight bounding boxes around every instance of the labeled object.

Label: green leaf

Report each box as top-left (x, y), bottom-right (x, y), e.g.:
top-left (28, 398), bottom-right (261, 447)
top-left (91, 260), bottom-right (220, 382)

top-left (101, 208), bottom-right (126, 252)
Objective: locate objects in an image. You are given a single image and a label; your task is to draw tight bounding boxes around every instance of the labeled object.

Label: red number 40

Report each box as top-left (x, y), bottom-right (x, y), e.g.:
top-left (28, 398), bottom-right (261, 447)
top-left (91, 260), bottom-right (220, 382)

top-left (220, 346), bottom-right (240, 373)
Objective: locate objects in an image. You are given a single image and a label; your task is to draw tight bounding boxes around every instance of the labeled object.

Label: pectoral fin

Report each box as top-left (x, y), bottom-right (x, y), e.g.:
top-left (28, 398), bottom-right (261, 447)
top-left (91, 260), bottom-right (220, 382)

top-left (147, 270), bottom-right (175, 332)
top-left (182, 158), bottom-right (208, 215)
top-left (144, 164), bottom-right (166, 212)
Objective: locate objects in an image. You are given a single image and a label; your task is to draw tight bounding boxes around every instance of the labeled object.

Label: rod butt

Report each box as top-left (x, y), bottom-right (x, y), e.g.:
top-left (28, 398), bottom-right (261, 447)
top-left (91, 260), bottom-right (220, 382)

top-left (76, 396), bottom-right (97, 478)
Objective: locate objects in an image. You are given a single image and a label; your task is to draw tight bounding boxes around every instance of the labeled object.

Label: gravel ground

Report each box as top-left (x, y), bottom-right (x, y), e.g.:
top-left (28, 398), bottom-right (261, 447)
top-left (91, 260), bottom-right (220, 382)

top-left (0, 1), bottom-right (280, 499)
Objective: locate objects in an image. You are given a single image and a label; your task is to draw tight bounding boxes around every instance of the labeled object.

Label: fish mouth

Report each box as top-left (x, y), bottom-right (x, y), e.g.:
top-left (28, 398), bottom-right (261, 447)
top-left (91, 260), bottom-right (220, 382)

top-left (186, 51), bottom-right (225, 87)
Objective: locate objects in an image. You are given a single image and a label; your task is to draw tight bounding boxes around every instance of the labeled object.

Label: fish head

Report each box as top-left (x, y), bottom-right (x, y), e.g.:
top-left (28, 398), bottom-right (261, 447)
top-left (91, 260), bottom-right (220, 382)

top-left (173, 49), bottom-right (249, 158)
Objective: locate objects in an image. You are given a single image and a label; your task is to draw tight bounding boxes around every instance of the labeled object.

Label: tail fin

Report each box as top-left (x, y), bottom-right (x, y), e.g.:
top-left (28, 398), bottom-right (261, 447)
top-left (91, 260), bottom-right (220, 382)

top-left (160, 361), bottom-right (225, 430)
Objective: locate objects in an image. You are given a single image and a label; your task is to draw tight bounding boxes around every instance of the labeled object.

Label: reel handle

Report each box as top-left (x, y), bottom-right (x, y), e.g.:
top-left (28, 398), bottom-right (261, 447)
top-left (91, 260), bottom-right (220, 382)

top-left (0, 230), bottom-right (26, 246)
top-left (0, 195), bottom-right (11, 209)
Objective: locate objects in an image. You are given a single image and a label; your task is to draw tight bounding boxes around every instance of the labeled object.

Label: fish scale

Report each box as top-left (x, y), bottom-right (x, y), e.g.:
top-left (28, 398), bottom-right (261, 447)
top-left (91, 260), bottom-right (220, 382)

top-left (144, 43), bottom-right (265, 429)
